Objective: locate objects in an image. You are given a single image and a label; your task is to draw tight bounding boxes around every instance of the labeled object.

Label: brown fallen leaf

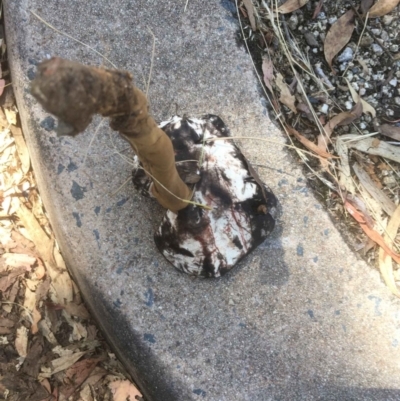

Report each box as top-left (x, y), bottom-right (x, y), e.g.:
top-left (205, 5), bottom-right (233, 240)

top-left (286, 125), bottom-right (333, 158)
top-left (276, 73), bottom-right (297, 113)
top-left (10, 126), bottom-right (31, 175)
top-left (346, 136), bottom-right (400, 163)
top-left (344, 201), bottom-right (400, 264)
top-left (0, 265), bottom-right (29, 292)
top-left (1, 252), bottom-right (36, 269)
top-left (262, 56), bottom-right (274, 93)
top-left (312, 0), bottom-right (324, 19)
top-left (59, 358), bottom-right (102, 400)
top-left (369, 0), bottom-right (400, 17)
top-left (15, 325), bottom-right (29, 358)
top-left (243, 0), bottom-right (256, 31)
top-left (378, 204), bottom-right (400, 298)
top-left (108, 378), bottom-right (142, 401)
top-left (324, 10), bottom-right (355, 70)
top-left (361, 0), bottom-right (374, 15)
top-left (278, 0), bottom-right (309, 14)
top-left (49, 351), bottom-right (87, 376)
top-left (379, 124), bottom-right (400, 141)
top-left (24, 282), bottom-right (42, 334)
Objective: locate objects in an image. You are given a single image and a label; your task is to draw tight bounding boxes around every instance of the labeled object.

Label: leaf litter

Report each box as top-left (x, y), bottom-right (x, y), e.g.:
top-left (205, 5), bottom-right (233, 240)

top-left (238, 0), bottom-right (400, 296)
top-left (0, 29), bottom-right (142, 401)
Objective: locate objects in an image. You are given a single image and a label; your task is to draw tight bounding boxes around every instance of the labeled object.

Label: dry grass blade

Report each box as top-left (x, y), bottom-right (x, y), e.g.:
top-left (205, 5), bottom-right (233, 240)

top-left (378, 204), bottom-right (400, 298)
top-left (368, 0), bottom-right (400, 17)
top-left (324, 9), bottom-right (355, 70)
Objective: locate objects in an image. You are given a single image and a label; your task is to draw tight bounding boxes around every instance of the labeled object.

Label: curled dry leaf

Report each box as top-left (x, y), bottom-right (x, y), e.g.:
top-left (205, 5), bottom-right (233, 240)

top-left (346, 79), bottom-right (376, 117)
top-left (262, 56), bottom-right (274, 92)
top-left (276, 73), bottom-right (297, 113)
top-left (369, 0), bottom-right (400, 17)
top-left (378, 204), bottom-right (400, 298)
top-left (278, 0), bottom-right (309, 14)
top-left (324, 10), bottom-right (355, 70)
top-left (243, 0), bottom-right (256, 31)
top-left (286, 125), bottom-right (333, 158)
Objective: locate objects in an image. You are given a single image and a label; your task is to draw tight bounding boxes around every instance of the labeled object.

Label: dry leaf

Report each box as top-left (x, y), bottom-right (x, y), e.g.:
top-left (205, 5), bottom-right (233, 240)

top-left (0, 80), bottom-right (5, 97)
top-left (243, 0), bottom-right (256, 31)
top-left (344, 201), bottom-right (400, 264)
top-left (353, 163), bottom-right (396, 216)
top-left (361, 0), bottom-right (374, 14)
top-left (24, 283), bottom-right (42, 334)
top-left (10, 126), bottom-right (30, 175)
top-left (369, 0), bottom-right (400, 17)
top-left (379, 124), bottom-right (400, 141)
top-left (336, 138), bottom-right (355, 193)
top-left (15, 326), bottom-right (29, 358)
top-left (109, 379), bottom-right (142, 401)
top-left (2, 252), bottom-right (36, 269)
top-left (50, 351), bottom-right (87, 375)
top-left (324, 10), bottom-right (355, 69)
top-left (346, 136), bottom-right (400, 164)
top-left (346, 79), bottom-right (376, 117)
top-left (378, 204), bottom-right (400, 297)
top-left (286, 125), bottom-right (333, 158)
top-left (278, 0), bottom-right (309, 14)
top-left (276, 73), bottom-right (297, 113)
top-left (262, 57), bottom-right (274, 92)
top-left (312, 0), bottom-right (324, 19)
top-left (4, 108), bottom-right (17, 125)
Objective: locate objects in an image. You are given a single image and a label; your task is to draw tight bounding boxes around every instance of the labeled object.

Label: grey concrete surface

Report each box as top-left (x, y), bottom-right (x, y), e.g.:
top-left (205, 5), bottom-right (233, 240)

top-left (5, 0), bottom-right (400, 400)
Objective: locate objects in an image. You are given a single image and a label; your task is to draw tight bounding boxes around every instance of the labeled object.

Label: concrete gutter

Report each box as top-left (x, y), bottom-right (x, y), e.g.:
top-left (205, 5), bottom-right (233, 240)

top-left (5, 0), bottom-right (400, 400)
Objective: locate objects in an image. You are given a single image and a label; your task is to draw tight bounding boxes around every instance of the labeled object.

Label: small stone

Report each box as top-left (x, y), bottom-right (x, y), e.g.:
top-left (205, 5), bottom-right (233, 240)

top-left (328, 17), bottom-right (337, 24)
top-left (288, 14), bottom-right (298, 30)
top-left (382, 15), bottom-right (394, 25)
top-left (345, 101), bottom-right (353, 110)
top-left (359, 122), bottom-right (367, 129)
top-left (386, 109), bottom-right (395, 116)
top-left (337, 47), bottom-right (353, 63)
top-left (380, 31), bottom-right (389, 41)
top-left (228, 299), bottom-right (235, 306)
top-left (395, 97), bottom-right (400, 106)
top-left (360, 36), bottom-right (374, 46)
top-left (317, 12), bottom-right (326, 20)
top-left (371, 29), bottom-right (381, 36)
top-left (389, 78), bottom-right (398, 87)
top-left (346, 71), bottom-right (354, 82)
top-left (383, 176), bottom-right (397, 187)
top-left (304, 31), bottom-right (319, 47)
top-left (390, 45), bottom-right (399, 52)
top-left (320, 104), bottom-right (329, 114)
top-left (359, 88), bottom-right (366, 96)
top-left (371, 44), bottom-right (383, 54)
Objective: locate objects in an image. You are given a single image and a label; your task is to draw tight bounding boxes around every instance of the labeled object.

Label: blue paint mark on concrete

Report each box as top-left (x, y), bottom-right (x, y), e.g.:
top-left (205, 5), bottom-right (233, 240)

top-left (57, 164), bottom-right (65, 175)
top-left (297, 244), bottom-right (304, 256)
top-left (303, 216), bottom-right (308, 227)
top-left (335, 310), bottom-right (341, 315)
top-left (106, 207), bottom-right (112, 213)
top-left (67, 160), bottom-right (78, 172)
top-left (94, 206), bottom-right (101, 215)
top-left (40, 116), bottom-right (55, 131)
top-left (239, 323), bottom-right (246, 328)
top-left (392, 339), bottom-right (398, 347)
top-left (116, 197), bottom-right (129, 207)
top-left (193, 389), bottom-right (206, 397)
top-left (27, 67), bottom-right (36, 80)
top-left (145, 288), bottom-right (154, 307)
top-left (113, 298), bottom-right (122, 308)
top-left (116, 266), bottom-right (124, 275)
top-left (93, 229), bottom-right (100, 249)
top-left (342, 324), bottom-right (347, 333)
top-left (314, 204), bottom-right (321, 210)
top-left (313, 256), bottom-right (318, 263)
top-left (307, 310), bottom-right (314, 319)
top-left (324, 229), bottom-right (330, 236)
top-left (70, 181), bottom-right (87, 201)
top-left (144, 333), bottom-right (156, 344)
top-left (278, 178), bottom-right (289, 187)
top-left (72, 212), bottom-right (82, 228)
top-left (368, 295), bottom-right (382, 316)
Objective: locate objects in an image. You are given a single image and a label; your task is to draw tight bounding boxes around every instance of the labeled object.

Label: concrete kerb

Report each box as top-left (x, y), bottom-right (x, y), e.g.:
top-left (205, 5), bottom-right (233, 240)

top-left (5, 0), bottom-right (400, 400)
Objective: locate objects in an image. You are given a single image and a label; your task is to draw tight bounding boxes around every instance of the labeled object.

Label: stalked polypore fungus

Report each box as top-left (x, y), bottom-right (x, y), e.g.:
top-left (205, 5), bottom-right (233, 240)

top-left (31, 57), bottom-right (277, 278)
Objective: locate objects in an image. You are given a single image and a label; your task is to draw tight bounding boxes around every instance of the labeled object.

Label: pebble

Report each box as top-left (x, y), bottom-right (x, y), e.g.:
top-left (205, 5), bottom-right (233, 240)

top-left (360, 36), bottom-right (374, 46)
top-left (359, 88), bottom-right (366, 96)
top-left (395, 97), bottom-right (400, 106)
top-left (390, 45), bottom-right (399, 53)
top-left (345, 101), bottom-right (353, 110)
top-left (371, 44), bottom-right (383, 54)
top-left (328, 17), bottom-right (337, 24)
top-left (359, 122), bottom-right (367, 129)
top-left (320, 104), bottom-right (329, 114)
top-left (380, 31), bottom-right (389, 41)
top-left (288, 14), bottom-right (299, 30)
top-left (338, 47), bottom-right (353, 63)
top-left (389, 78), bottom-right (398, 87)
top-left (304, 31), bottom-right (319, 47)
top-left (382, 15), bottom-right (394, 25)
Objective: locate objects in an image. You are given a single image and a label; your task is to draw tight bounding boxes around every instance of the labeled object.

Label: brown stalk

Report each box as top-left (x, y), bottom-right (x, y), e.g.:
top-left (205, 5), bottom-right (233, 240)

top-left (30, 57), bottom-right (191, 212)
